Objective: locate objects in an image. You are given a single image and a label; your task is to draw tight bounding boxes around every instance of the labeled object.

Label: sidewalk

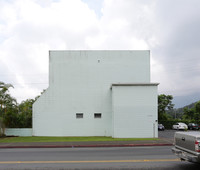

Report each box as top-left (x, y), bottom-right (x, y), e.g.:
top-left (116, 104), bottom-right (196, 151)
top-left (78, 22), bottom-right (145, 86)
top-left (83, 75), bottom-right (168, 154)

top-left (0, 138), bottom-right (173, 149)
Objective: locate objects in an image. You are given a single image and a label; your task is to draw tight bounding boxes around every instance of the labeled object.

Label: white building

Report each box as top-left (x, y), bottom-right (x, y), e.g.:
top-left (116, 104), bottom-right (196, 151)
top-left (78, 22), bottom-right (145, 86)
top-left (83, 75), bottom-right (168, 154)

top-left (33, 50), bottom-right (158, 138)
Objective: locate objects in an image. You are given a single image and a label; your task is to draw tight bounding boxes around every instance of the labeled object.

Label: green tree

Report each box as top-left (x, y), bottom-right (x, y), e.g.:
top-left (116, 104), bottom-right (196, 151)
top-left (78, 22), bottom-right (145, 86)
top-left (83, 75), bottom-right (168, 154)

top-left (182, 101), bottom-right (200, 122)
top-left (0, 81), bottom-right (14, 116)
top-left (0, 81), bottom-right (13, 92)
top-left (3, 110), bottom-right (18, 128)
top-left (183, 107), bottom-right (195, 120)
top-left (0, 81), bottom-right (43, 131)
top-left (195, 101), bottom-right (200, 114)
top-left (158, 94), bottom-right (174, 120)
top-left (194, 101), bottom-right (200, 121)
top-left (0, 81), bottom-right (17, 135)
top-left (18, 99), bottom-right (35, 128)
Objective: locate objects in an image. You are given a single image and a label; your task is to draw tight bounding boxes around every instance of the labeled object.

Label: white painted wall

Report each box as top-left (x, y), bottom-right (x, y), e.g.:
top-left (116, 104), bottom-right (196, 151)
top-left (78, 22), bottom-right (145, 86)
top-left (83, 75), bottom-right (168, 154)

top-left (33, 50), bottom-right (155, 137)
top-left (112, 84), bottom-right (158, 138)
top-left (5, 128), bottom-right (32, 136)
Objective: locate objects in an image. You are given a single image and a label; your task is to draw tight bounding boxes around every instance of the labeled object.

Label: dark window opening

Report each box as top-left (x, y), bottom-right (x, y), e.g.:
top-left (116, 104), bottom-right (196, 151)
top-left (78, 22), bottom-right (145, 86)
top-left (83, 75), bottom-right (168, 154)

top-left (76, 113), bottom-right (83, 119)
top-left (94, 113), bottom-right (102, 118)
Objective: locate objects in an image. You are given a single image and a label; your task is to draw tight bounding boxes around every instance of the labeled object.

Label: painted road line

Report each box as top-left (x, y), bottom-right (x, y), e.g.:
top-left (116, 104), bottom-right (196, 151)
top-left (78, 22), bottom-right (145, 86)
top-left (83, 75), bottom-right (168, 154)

top-left (0, 159), bottom-right (180, 164)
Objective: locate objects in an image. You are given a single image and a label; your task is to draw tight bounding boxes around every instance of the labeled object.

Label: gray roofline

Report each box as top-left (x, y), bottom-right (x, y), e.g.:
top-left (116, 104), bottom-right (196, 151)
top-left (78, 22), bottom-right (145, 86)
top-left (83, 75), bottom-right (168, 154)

top-left (49, 50), bottom-right (150, 52)
top-left (110, 83), bottom-right (159, 89)
top-left (49, 49), bottom-right (150, 52)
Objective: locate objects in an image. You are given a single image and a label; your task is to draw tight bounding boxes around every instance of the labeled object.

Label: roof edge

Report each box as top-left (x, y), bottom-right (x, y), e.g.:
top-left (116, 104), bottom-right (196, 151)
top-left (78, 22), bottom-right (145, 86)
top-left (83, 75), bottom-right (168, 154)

top-left (111, 83), bottom-right (159, 89)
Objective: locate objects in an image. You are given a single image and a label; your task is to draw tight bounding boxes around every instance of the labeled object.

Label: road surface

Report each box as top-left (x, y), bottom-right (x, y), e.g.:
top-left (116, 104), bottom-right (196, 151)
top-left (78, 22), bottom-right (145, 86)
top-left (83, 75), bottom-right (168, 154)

top-left (0, 146), bottom-right (199, 169)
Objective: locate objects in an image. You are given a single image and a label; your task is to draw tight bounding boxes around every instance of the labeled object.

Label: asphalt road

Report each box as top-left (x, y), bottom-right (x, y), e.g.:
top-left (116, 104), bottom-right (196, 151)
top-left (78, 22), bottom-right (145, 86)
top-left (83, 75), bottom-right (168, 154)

top-left (158, 130), bottom-right (176, 143)
top-left (158, 129), bottom-right (199, 143)
top-left (0, 146), bottom-right (200, 170)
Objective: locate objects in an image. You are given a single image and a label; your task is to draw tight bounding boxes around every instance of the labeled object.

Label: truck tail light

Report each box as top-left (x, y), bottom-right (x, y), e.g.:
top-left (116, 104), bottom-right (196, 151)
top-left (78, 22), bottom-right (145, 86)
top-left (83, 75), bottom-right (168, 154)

top-left (195, 140), bottom-right (200, 152)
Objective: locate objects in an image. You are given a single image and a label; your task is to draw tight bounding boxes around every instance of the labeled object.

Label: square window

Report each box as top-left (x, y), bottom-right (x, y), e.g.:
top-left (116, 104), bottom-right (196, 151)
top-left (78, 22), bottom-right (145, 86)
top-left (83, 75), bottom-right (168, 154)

top-left (94, 113), bottom-right (102, 118)
top-left (76, 113), bottom-right (83, 118)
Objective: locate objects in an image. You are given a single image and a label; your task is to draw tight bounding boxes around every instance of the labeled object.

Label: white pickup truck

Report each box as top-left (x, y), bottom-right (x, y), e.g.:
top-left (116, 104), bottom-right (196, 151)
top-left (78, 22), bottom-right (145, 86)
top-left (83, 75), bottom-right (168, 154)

top-left (172, 131), bottom-right (200, 163)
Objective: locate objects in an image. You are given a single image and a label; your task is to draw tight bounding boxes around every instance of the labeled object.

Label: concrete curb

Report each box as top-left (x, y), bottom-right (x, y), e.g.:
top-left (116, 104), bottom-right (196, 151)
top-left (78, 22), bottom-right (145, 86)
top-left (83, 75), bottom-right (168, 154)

top-left (0, 143), bottom-right (173, 149)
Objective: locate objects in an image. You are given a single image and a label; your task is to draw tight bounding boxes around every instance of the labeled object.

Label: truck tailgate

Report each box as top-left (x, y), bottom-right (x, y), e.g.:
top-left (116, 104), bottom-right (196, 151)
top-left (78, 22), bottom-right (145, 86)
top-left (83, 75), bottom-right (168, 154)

top-left (175, 132), bottom-right (200, 153)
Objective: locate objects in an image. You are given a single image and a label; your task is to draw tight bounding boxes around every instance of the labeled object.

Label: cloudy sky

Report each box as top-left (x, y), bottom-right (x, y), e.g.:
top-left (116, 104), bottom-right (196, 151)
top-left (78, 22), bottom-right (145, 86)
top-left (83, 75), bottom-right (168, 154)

top-left (0, 0), bottom-right (200, 108)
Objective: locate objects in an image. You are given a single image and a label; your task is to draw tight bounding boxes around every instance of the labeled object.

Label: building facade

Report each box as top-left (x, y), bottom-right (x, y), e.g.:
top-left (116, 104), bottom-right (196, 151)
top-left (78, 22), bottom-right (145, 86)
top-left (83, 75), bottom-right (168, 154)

top-left (33, 50), bottom-right (158, 138)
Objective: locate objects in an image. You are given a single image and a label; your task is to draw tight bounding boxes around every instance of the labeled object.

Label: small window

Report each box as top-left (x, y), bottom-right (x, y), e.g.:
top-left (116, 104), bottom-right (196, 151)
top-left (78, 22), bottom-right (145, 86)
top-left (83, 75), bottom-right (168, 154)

top-left (76, 113), bottom-right (83, 119)
top-left (94, 113), bottom-right (102, 118)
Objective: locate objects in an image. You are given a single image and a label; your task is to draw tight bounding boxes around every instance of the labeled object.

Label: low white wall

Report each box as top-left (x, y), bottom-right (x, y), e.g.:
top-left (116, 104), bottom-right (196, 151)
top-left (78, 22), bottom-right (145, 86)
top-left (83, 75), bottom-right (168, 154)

top-left (5, 128), bottom-right (32, 136)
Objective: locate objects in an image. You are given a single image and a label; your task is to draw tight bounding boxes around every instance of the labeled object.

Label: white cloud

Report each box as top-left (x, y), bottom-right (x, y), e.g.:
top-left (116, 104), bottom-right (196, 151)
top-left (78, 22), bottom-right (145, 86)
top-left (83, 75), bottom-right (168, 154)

top-left (0, 0), bottom-right (99, 102)
top-left (0, 0), bottom-right (200, 105)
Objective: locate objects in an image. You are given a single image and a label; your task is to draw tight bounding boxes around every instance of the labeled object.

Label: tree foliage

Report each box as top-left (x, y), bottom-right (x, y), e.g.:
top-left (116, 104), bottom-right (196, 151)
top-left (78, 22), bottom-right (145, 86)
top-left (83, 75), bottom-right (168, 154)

top-left (183, 107), bottom-right (195, 120)
top-left (18, 99), bottom-right (35, 128)
top-left (195, 101), bottom-right (200, 114)
top-left (0, 81), bottom-right (39, 134)
top-left (0, 81), bottom-right (17, 135)
top-left (0, 81), bottom-right (16, 116)
top-left (182, 101), bottom-right (200, 121)
top-left (158, 94), bottom-right (174, 120)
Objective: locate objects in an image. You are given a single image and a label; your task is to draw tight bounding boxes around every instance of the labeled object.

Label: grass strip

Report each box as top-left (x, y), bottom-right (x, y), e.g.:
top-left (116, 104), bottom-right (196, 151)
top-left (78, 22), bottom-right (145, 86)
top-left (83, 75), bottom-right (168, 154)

top-left (0, 136), bottom-right (159, 143)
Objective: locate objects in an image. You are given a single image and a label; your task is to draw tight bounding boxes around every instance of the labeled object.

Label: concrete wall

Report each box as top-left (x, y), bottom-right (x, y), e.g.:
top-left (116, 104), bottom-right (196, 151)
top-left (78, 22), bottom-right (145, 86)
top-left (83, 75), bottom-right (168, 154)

top-left (112, 84), bottom-right (158, 138)
top-left (33, 50), bottom-right (154, 137)
top-left (5, 128), bottom-right (32, 136)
